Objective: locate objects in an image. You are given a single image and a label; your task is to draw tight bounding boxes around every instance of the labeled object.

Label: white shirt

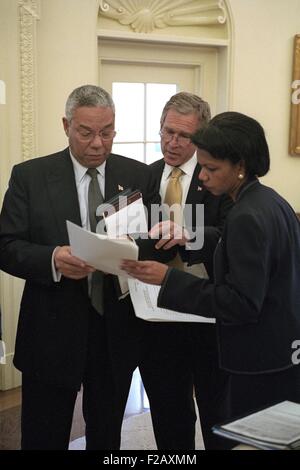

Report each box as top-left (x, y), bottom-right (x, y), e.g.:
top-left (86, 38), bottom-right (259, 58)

top-left (69, 151), bottom-right (106, 230)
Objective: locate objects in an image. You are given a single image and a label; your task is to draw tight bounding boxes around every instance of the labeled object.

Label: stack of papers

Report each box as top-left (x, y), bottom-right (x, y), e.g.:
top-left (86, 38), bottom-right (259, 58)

top-left (128, 278), bottom-right (215, 323)
top-left (213, 401), bottom-right (300, 450)
top-left (66, 220), bottom-right (138, 276)
top-left (102, 190), bottom-right (148, 238)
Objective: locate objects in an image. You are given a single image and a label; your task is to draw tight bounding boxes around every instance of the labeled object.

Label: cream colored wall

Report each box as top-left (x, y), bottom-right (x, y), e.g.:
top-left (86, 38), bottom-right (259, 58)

top-left (0, 0), bottom-right (23, 389)
top-left (37, 0), bottom-right (99, 155)
top-left (228, 0), bottom-right (300, 211)
top-left (34, 0), bottom-right (300, 210)
top-left (0, 0), bottom-right (22, 188)
top-left (0, 0), bottom-right (100, 389)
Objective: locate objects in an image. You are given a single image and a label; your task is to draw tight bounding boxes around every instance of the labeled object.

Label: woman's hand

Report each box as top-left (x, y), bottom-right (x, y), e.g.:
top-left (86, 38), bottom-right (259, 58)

top-left (121, 260), bottom-right (168, 285)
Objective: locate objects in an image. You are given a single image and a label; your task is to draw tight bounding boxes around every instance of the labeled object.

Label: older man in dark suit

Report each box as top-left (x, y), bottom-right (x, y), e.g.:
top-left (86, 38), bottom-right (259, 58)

top-left (138, 92), bottom-right (233, 450)
top-left (0, 85), bottom-right (172, 450)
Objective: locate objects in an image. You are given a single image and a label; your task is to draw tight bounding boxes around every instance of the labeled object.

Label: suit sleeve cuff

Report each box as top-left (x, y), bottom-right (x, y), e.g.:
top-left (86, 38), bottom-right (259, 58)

top-left (158, 266), bottom-right (173, 304)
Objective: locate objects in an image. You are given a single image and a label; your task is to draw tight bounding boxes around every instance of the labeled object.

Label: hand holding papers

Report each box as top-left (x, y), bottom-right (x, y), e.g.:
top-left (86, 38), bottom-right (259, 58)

top-left (97, 189), bottom-right (147, 294)
top-left (66, 220), bottom-right (138, 276)
top-left (128, 278), bottom-right (215, 323)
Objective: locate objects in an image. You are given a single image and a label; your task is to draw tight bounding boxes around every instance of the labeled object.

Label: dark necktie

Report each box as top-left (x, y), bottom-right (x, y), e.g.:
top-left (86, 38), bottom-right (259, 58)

top-left (87, 168), bottom-right (104, 314)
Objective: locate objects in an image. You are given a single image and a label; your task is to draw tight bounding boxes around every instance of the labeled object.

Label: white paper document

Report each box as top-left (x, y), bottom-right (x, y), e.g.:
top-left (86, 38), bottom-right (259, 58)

top-left (67, 220), bottom-right (138, 276)
top-left (128, 278), bottom-right (215, 323)
top-left (104, 197), bottom-right (148, 238)
top-left (184, 262), bottom-right (209, 279)
top-left (102, 196), bottom-right (147, 295)
top-left (213, 401), bottom-right (300, 450)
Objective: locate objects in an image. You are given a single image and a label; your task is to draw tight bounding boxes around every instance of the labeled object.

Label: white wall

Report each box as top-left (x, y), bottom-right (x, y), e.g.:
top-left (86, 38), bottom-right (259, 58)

top-left (228, 0), bottom-right (300, 210)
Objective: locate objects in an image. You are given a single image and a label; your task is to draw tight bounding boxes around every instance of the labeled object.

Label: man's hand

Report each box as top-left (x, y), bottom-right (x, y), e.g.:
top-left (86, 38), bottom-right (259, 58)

top-left (54, 246), bottom-right (95, 280)
top-left (149, 220), bottom-right (190, 250)
top-left (121, 260), bottom-right (168, 285)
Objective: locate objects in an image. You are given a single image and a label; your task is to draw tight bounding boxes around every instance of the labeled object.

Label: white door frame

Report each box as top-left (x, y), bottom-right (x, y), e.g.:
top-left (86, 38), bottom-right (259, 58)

top-left (98, 35), bottom-right (231, 115)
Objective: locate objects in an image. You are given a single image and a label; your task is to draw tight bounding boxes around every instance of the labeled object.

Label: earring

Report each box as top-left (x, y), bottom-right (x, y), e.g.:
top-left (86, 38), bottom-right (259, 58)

top-left (238, 173), bottom-right (244, 180)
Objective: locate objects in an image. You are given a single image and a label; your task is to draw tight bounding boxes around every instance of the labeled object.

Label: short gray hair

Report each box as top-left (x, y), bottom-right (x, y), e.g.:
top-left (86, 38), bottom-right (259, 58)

top-left (65, 85), bottom-right (115, 122)
top-left (160, 91), bottom-right (211, 129)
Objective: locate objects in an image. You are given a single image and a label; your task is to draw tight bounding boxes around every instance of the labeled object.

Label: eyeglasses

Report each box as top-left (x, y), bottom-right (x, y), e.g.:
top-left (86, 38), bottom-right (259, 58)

top-left (159, 128), bottom-right (192, 146)
top-left (77, 128), bottom-right (116, 142)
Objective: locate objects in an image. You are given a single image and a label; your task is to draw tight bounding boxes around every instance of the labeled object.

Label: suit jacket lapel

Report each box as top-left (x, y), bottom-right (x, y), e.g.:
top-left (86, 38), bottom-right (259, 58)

top-left (46, 149), bottom-right (82, 244)
top-left (152, 159), bottom-right (204, 204)
top-left (104, 153), bottom-right (142, 201)
top-left (103, 155), bottom-right (122, 201)
top-left (150, 159), bottom-right (165, 194)
top-left (186, 163), bottom-right (206, 204)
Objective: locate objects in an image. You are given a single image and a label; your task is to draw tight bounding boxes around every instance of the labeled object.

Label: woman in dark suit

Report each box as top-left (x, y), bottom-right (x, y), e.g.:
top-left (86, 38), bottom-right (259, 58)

top-left (122, 111), bottom-right (300, 447)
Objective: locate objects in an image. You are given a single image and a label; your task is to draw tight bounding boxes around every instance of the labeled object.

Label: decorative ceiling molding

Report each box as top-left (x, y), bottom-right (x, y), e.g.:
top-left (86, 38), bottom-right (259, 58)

top-left (99, 0), bottom-right (227, 34)
top-left (19, 0), bottom-right (40, 161)
top-left (99, 0), bottom-right (110, 12)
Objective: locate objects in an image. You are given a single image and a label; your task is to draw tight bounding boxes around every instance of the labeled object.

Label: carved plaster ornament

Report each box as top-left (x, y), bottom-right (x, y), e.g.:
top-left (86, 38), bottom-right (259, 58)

top-left (19, 0), bottom-right (40, 160)
top-left (99, 0), bottom-right (227, 34)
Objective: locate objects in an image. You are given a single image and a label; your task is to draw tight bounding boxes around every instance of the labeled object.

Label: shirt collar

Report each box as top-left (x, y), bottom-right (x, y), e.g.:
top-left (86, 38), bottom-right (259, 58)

top-left (69, 149), bottom-right (106, 184)
top-left (163, 153), bottom-right (197, 179)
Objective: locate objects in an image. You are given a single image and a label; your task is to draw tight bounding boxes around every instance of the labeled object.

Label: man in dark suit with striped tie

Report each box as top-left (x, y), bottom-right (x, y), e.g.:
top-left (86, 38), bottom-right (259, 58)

top-left (0, 85), bottom-right (173, 450)
top-left (139, 92), bottom-right (233, 449)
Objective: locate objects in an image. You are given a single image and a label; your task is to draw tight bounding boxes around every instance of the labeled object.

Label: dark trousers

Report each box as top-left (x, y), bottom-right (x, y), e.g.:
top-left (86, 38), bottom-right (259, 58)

top-left (104, 289), bottom-right (231, 451)
top-left (139, 322), bottom-right (230, 450)
top-left (21, 375), bottom-right (77, 450)
top-left (104, 278), bottom-right (147, 449)
top-left (104, 302), bottom-right (230, 450)
top-left (21, 308), bottom-right (118, 450)
top-left (81, 277), bottom-right (229, 451)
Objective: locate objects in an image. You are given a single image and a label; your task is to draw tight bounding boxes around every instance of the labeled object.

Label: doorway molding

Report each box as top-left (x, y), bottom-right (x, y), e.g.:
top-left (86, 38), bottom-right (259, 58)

top-left (97, 0), bottom-right (234, 112)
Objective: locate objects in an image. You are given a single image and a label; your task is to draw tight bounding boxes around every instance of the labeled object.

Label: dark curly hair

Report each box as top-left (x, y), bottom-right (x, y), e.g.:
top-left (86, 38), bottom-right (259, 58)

top-left (192, 111), bottom-right (270, 177)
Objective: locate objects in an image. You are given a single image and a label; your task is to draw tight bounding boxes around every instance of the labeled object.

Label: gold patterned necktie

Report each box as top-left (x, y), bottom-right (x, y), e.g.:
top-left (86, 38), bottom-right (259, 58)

top-left (86, 168), bottom-right (104, 314)
top-left (164, 167), bottom-right (184, 225)
top-left (164, 167), bottom-right (185, 269)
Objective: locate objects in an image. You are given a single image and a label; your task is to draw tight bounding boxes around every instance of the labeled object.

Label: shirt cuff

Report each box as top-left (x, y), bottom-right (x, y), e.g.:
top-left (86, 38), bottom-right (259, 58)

top-left (52, 247), bottom-right (62, 282)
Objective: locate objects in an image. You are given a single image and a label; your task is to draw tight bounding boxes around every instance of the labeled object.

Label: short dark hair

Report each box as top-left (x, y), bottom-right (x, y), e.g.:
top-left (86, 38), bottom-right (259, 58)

top-left (160, 92), bottom-right (211, 129)
top-left (192, 111), bottom-right (270, 177)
